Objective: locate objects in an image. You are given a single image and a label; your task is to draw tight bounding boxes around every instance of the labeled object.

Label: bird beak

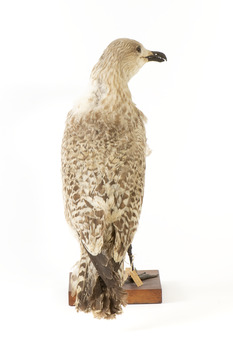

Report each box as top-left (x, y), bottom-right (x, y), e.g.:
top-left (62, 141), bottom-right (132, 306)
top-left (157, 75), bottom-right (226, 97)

top-left (146, 51), bottom-right (167, 62)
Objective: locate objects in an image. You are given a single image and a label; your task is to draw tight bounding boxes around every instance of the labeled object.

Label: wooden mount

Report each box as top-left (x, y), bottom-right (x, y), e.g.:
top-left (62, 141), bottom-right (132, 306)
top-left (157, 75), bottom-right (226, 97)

top-left (68, 269), bottom-right (162, 305)
top-left (124, 270), bottom-right (162, 304)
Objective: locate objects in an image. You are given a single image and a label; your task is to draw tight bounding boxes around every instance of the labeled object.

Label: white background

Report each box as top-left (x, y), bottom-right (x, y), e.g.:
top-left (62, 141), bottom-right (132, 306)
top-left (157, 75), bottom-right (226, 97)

top-left (0, 0), bottom-right (233, 349)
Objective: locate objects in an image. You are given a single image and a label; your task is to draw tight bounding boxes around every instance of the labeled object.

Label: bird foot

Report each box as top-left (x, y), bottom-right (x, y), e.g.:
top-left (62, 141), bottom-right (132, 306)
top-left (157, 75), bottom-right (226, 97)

top-left (125, 269), bottom-right (158, 284)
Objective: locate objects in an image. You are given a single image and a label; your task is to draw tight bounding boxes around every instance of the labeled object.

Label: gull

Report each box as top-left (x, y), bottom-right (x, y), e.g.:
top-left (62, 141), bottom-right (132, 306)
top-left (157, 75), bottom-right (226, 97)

top-left (61, 38), bottom-right (167, 319)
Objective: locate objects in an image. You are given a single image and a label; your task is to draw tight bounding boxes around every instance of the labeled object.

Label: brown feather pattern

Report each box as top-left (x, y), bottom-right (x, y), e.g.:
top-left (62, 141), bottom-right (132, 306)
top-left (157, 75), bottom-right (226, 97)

top-left (61, 38), bottom-right (159, 319)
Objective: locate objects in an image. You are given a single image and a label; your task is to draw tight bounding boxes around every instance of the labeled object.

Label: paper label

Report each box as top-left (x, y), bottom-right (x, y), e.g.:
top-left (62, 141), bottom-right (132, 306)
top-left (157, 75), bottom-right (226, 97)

top-left (125, 268), bottom-right (143, 287)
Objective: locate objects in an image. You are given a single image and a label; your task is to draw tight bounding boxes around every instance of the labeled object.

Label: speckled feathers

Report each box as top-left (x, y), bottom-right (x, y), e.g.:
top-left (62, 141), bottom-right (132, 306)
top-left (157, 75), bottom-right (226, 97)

top-left (61, 38), bottom-right (163, 319)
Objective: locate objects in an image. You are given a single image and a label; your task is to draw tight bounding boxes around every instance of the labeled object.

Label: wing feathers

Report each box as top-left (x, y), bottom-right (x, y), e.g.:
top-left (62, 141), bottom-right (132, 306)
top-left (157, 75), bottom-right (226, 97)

top-left (83, 242), bottom-right (121, 288)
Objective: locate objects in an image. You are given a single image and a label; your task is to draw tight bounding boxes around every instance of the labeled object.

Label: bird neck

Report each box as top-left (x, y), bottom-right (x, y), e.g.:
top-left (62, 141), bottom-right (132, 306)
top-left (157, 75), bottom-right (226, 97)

top-left (89, 61), bottom-right (133, 111)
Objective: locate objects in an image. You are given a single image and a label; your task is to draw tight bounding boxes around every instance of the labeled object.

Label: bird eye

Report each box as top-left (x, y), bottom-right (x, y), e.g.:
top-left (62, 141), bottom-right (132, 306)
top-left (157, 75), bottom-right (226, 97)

top-left (136, 46), bottom-right (141, 53)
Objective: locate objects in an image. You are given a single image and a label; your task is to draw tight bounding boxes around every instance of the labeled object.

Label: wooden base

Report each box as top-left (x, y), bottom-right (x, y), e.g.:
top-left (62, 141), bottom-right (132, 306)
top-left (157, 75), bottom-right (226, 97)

top-left (68, 270), bottom-right (162, 306)
top-left (124, 270), bottom-right (162, 304)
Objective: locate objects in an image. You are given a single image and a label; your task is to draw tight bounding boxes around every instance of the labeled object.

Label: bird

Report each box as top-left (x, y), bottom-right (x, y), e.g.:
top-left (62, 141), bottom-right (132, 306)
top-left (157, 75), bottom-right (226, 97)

top-left (61, 38), bottom-right (167, 319)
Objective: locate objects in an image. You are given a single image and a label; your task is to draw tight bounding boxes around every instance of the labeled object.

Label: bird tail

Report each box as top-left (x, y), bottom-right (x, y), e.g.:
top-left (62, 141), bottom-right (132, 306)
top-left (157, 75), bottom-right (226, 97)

top-left (71, 253), bottom-right (127, 319)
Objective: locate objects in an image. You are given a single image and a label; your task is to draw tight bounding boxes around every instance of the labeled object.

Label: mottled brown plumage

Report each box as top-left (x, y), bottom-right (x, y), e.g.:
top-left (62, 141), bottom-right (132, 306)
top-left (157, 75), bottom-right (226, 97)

top-left (61, 38), bottom-right (166, 319)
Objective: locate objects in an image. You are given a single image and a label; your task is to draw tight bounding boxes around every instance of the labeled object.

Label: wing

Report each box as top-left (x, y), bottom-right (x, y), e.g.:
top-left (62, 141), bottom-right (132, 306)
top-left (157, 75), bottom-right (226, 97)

top-left (61, 110), bottom-right (146, 264)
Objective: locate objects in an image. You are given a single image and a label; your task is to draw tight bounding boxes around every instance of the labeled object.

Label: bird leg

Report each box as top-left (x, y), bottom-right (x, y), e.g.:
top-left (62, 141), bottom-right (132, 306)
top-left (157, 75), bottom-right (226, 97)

top-left (127, 244), bottom-right (135, 271)
top-left (126, 244), bottom-right (158, 283)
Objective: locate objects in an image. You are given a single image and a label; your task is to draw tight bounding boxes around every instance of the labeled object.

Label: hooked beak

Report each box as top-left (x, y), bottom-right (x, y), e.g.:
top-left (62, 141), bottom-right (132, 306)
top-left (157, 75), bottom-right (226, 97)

top-left (146, 51), bottom-right (167, 62)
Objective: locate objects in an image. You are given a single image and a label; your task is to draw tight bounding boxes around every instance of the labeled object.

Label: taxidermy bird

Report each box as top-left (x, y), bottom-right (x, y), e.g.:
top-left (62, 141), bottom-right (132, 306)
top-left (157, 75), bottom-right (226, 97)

top-left (61, 38), bottom-right (167, 319)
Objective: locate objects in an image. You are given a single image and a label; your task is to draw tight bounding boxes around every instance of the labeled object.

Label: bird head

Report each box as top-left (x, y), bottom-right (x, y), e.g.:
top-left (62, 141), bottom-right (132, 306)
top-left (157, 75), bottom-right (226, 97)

top-left (91, 38), bottom-right (167, 84)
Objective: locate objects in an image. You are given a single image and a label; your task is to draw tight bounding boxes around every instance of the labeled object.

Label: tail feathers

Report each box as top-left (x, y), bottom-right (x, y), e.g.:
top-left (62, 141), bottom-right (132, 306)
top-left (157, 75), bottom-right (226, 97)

top-left (90, 276), bottom-right (127, 319)
top-left (72, 254), bottom-right (127, 319)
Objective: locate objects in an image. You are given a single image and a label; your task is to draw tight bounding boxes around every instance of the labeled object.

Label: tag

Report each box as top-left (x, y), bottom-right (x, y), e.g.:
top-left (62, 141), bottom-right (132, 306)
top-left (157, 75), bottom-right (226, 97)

top-left (125, 268), bottom-right (143, 287)
top-left (125, 268), bottom-right (132, 276)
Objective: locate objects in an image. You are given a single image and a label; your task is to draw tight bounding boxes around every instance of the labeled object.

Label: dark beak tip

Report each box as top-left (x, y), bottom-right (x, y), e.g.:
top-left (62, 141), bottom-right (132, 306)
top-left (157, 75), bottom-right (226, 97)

top-left (147, 51), bottom-right (167, 62)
